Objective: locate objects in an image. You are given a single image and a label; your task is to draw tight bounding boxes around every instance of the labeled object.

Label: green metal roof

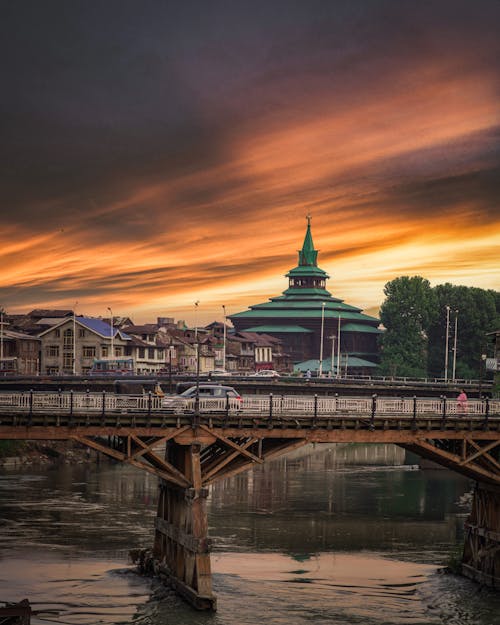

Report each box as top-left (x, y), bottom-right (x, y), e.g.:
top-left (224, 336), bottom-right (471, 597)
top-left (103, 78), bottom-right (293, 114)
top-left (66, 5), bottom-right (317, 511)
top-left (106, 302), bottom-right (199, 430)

top-left (299, 218), bottom-right (317, 266)
top-left (286, 265), bottom-right (329, 278)
top-left (295, 357), bottom-right (379, 371)
top-left (341, 323), bottom-right (383, 333)
top-left (244, 325), bottom-right (313, 333)
top-left (230, 308), bottom-right (379, 322)
top-left (265, 298), bottom-right (361, 311)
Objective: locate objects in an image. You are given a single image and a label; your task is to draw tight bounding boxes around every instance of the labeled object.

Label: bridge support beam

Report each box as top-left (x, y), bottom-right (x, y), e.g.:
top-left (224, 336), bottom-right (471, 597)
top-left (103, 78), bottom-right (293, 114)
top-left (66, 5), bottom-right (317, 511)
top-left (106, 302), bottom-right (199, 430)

top-left (462, 483), bottom-right (500, 588)
top-left (153, 441), bottom-right (216, 610)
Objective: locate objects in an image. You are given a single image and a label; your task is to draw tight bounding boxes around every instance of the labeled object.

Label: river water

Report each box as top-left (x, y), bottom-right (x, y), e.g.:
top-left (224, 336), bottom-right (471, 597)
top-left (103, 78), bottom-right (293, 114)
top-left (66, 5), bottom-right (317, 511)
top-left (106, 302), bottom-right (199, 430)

top-left (1, 444), bottom-right (499, 625)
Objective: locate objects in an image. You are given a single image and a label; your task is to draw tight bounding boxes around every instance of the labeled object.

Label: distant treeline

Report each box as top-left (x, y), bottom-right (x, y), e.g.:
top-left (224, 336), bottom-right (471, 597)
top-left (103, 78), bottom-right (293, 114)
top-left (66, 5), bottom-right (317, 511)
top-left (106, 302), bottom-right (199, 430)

top-left (378, 277), bottom-right (499, 379)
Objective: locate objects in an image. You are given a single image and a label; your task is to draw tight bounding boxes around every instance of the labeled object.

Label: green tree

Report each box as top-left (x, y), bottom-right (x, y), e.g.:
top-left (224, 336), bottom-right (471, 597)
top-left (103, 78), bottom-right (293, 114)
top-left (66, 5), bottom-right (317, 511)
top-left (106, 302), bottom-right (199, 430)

top-left (427, 284), bottom-right (499, 378)
top-left (379, 276), bottom-right (437, 377)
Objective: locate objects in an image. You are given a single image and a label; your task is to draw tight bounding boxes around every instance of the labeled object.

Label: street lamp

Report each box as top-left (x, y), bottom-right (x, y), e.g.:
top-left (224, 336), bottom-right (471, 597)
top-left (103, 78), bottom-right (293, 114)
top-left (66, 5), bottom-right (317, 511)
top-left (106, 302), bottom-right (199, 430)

top-left (0, 310), bottom-right (4, 363)
top-left (336, 314), bottom-right (341, 379)
top-left (452, 309), bottom-right (459, 381)
top-left (72, 301), bottom-right (78, 375)
top-left (319, 302), bottom-right (325, 376)
top-left (444, 305), bottom-right (450, 381)
top-left (168, 344), bottom-right (174, 393)
top-left (222, 304), bottom-right (227, 372)
top-left (330, 333), bottom-right (336, 378)
top-left (107, 307), bottom-right (114, 359)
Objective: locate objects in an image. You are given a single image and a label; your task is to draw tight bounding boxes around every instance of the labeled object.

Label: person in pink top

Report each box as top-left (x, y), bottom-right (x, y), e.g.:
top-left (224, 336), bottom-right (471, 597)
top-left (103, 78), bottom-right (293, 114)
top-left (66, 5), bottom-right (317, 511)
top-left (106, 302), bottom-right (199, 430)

top-left (457, 390), bottom-right (468, 414)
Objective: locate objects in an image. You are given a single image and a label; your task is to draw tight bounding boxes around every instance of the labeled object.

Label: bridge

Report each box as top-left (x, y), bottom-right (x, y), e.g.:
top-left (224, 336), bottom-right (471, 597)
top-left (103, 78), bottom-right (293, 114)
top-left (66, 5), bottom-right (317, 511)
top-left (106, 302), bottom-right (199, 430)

top-left (1, 389), bottom-right (499, 609)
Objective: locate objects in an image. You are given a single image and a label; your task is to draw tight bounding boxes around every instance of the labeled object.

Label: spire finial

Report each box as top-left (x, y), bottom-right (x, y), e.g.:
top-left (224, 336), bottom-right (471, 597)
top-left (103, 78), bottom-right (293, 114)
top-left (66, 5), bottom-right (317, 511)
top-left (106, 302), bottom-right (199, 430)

top-left (306, 213), bottom-right (311, 226)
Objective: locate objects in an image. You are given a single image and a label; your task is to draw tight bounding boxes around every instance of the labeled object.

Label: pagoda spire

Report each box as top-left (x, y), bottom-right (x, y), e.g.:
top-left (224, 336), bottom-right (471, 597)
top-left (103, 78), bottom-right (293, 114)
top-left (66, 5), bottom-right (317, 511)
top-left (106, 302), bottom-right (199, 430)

top-left (299, 214), bottom-right (318, 266)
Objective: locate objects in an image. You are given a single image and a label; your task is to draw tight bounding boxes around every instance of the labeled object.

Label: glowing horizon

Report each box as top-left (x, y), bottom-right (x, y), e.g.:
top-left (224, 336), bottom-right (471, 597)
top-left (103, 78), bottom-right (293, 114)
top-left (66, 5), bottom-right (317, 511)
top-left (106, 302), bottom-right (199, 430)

top-left (1, 2), bottom-right (498, 326)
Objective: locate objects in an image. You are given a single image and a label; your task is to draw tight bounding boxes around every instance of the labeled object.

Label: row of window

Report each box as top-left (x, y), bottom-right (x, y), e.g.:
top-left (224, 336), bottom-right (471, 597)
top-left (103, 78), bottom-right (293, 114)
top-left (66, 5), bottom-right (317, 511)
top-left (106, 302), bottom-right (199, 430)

top-left (45, 345), bottom-right (124, 358)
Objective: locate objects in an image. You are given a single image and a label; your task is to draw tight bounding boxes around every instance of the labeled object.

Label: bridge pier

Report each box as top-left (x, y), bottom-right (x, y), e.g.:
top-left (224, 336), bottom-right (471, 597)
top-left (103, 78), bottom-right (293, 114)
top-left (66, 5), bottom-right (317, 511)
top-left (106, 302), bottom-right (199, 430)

top-left (152, 441), bottom-right (216, 610)
top-left (462, 483), bottom-right (500, 588)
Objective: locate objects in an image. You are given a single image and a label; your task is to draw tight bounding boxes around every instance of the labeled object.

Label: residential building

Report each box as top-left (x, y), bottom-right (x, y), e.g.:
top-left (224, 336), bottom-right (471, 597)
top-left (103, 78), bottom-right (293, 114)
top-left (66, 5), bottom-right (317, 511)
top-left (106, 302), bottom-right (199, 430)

top-left (38, 317), bottom-right (131, 375)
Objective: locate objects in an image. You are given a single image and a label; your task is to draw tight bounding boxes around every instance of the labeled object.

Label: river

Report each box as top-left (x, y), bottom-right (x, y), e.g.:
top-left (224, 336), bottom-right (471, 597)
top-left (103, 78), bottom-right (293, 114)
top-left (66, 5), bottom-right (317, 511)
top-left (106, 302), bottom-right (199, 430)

top-left (1, 443), bottom-right (499, 625)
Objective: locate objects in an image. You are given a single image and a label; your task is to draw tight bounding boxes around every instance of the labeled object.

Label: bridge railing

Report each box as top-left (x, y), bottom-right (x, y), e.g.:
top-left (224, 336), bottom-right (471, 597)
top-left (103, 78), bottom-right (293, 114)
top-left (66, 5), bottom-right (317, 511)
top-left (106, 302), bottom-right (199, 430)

top-left (0, 391), bottom-right (498, 419)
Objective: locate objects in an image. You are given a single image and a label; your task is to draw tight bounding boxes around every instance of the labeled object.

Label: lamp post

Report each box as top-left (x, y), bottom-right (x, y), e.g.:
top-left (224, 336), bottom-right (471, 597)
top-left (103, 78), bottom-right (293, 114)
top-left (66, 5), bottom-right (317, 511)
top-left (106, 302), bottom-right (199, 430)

top-left (0, 310), bottom-right (4, 363)
top-left (330, 334), bottom-right (336, 378)
top-left (107, 307), bottom-right (114, 359)
top-left (222, 304), bottom-right (226, 372)
top-left (479, 353), bottom-right (487, 399)
top-left (444, 305), bottom-right (450, 381)
top-left (319, 302), bottom-right (325, 376)
top-left (72, 301), bottom-right (78, 375)
top-left (336, 314), bottom-right (341, 379)
top-left (452, 309), bottom-right (459, 381)
top-left (168, 344), bottom-right (174, 393)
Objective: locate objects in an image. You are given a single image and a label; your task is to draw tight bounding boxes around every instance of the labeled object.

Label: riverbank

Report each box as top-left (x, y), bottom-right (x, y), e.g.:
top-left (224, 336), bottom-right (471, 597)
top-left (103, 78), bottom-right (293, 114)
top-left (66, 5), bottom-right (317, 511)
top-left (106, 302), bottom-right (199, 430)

top-left (0, 440), bottom-right (96, 468)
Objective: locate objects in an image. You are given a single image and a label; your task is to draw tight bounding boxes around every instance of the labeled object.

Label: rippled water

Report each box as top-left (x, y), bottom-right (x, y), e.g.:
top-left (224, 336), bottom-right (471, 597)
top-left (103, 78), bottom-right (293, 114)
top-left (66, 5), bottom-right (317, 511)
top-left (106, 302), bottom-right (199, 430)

top-left (1, 444), bottom-right (499, 624)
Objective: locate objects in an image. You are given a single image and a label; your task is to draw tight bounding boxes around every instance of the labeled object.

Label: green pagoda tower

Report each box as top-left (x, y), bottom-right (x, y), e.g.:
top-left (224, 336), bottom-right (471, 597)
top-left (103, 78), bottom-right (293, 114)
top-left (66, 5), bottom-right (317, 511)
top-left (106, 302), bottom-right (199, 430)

top-left (229, 217), bottom-right (381, 372)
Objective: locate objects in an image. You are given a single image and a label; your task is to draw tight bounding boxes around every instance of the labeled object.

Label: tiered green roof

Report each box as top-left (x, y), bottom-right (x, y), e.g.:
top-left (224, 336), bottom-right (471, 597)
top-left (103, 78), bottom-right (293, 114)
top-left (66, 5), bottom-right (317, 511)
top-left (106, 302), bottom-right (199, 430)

top-left (230, 216), bottom-right (379, 326)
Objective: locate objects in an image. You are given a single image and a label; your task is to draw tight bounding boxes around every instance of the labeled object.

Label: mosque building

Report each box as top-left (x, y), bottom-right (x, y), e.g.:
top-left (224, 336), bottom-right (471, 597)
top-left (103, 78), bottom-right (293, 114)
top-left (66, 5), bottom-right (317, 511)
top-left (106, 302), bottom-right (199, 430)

top-left (229, 217), bottom-right (381, 374)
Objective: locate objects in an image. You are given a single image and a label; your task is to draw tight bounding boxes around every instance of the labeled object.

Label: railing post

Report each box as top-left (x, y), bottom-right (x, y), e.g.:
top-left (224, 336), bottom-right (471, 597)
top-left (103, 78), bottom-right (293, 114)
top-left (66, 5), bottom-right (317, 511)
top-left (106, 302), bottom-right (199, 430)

top-left (441, 395), bottom-right (447, 428)
top-left (148, 390), bottom-right (152, 427)
top-left (334, 392), bottom-right (338, 413)
top-left (56, 388), bottom-right (62, 427)
top-left (412, 395), bottom-right (417, 430)
top-left (101, 390), bottom-right (106, 422)
top-left (268, 393), bottom-right (273, 428)
top-left (313, 393), bottom-right (318, 428)
top-left (483, 397), bottom-right (490, 430)
top-left (225, 393), bottom-right (230, 419)
top-left (370, 393), bottom-right (377, 429)
top-left (28, 389), bottom-right (33, 426)
top-left (69, 390), bottom-right (74, 425)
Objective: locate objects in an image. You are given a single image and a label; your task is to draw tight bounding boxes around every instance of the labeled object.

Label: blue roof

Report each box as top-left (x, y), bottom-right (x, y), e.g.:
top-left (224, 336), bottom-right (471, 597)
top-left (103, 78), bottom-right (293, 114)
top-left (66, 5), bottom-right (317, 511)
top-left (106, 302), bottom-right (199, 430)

top-left (76, 317), bottom-right (131, 340)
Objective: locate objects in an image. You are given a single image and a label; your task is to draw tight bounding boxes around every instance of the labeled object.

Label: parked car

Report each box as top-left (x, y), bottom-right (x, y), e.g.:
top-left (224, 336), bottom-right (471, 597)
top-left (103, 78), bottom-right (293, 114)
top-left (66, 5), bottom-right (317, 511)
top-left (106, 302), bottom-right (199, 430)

top-left (162, 384), bottom-right (242, 412)
top-left (252, 370), bottom-right (281, 378)
top-left (208, 369), bottom-right (232, 377)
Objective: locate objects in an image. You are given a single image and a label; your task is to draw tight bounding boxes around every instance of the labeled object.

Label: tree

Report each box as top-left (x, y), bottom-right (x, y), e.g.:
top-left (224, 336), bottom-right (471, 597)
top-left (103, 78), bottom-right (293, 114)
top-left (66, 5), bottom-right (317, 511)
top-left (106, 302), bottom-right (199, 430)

top-left (379, 276), bottom-right (437, 377)
top-left (427, 284), bottom-right (499, 378)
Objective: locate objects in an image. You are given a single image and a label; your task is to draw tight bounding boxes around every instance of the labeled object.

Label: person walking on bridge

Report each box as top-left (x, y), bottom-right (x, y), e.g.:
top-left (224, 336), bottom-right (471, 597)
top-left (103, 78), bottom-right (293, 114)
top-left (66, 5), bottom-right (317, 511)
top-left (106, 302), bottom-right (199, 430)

top-left (457, 389), bottom-right (468, 414)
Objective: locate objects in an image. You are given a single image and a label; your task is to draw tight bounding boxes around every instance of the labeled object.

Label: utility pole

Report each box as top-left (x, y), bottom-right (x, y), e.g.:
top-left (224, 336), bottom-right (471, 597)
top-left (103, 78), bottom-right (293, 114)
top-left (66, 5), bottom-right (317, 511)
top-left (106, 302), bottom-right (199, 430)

top-left (222, 304), bottom-right (226, 372)
top-left (452, 309), bottom-right (459, 381)
top-left (107, 307), bottom-right (114, 359)
top-left (336, 314), bottom-right (341, 379)
top-left (444, 305), bottom-right (450, 381)
top-left (319, 302), bottom-right (325, 376)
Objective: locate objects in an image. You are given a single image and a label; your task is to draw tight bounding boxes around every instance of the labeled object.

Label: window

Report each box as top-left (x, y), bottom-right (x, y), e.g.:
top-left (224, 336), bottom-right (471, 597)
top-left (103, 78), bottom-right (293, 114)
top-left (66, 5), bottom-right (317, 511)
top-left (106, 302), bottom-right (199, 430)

top-left (138, 347), bottom-right (145, 359)
top-left (82, 346), bottom-right (96, 358)
top-left (54, 329), bottom-right (60, 337)
top-left (63, 328), bottom-right (73, 348)
top-left (46, 345), bottom-right (59, 357)
top-left (79, 329), bottom-right (85, 338)
top-left (46, 366), bottom-right (59, 375)
top-left (114, 347), bottom-right (122, 356)
top-left (102, 346), bottom-right (108, 357)
top-left (148, 347), bottom-right (155, 359)
top-left (63, 352), bottom-right (73, 369)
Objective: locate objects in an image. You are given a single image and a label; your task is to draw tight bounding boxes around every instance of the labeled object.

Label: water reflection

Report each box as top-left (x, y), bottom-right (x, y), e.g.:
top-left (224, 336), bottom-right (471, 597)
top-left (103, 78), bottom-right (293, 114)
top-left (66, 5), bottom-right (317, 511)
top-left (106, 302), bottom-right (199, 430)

top-left (1, 443), bottom-right (500, 625)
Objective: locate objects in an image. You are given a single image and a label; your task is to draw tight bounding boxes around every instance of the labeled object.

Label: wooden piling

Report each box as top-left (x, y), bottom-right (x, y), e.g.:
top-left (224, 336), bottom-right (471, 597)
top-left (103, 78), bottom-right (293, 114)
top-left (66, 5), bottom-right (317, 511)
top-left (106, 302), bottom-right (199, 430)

top-left (462, 483), bottom-right (500, 588)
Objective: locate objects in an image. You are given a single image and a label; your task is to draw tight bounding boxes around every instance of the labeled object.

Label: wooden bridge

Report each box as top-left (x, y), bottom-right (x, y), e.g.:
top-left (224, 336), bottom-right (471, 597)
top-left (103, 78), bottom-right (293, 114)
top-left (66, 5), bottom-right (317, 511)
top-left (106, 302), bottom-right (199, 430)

top-left (1, 390), bottom-right (499, 609)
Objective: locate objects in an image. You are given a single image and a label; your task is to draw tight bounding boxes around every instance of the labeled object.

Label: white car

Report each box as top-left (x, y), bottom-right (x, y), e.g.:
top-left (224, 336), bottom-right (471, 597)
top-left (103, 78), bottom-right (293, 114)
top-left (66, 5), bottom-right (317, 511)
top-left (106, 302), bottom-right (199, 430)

top-left (252, 370), bottom-right (281, 377)
top-left (209, 369), bottom-right (232, 377)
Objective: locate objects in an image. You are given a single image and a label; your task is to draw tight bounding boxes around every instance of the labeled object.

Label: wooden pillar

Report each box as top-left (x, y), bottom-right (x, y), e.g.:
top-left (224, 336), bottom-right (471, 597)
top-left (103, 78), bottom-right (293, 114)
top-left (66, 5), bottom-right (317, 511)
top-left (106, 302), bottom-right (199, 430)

top-left (462, 482), bottom-right (500, 588)
top-left (153, 441), bottom-right (216, 610)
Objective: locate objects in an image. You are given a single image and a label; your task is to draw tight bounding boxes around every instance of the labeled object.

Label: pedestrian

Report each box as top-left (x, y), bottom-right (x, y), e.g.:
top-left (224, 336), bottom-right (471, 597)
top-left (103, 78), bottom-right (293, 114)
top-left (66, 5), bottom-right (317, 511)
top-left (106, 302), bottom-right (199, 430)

top-left (456, 389), bottom-right (468, 414)
top-left (306, 369), bottom-right (311, 379)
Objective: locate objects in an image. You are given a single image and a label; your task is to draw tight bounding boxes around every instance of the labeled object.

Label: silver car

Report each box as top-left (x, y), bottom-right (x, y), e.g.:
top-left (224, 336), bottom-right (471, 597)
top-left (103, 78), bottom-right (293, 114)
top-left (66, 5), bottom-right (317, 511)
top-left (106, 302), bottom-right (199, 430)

top-left (162, 384), bottom-right (242, 413)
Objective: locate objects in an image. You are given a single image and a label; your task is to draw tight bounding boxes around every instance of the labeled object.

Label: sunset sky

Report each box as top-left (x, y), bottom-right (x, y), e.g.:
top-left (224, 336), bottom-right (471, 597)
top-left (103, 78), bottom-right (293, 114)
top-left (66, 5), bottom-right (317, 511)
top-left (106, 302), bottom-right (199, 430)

top-left (1, 0), bottom-right (499, 326)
